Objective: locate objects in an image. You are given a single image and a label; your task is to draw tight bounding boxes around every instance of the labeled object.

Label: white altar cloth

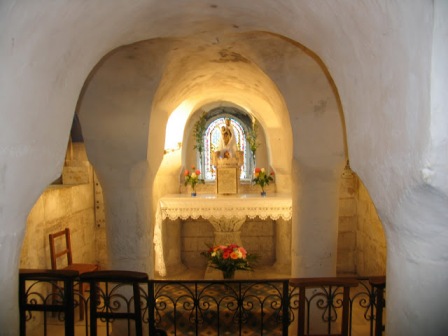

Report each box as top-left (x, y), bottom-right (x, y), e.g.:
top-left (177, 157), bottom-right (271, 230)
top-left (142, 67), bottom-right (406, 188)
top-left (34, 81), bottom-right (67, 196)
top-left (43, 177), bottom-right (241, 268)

top-left (154, 193), bottom-right (292, 276)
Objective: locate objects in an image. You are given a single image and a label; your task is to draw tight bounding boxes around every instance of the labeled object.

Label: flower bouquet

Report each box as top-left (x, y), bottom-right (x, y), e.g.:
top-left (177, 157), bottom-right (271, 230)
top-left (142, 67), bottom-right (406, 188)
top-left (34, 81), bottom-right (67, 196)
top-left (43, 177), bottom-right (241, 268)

top-left (201, 244), bottom-right (257, 279)
top-left (184, 166), bottom-right (204, 196)
top-left (252, 167), bottom-right (274, 196)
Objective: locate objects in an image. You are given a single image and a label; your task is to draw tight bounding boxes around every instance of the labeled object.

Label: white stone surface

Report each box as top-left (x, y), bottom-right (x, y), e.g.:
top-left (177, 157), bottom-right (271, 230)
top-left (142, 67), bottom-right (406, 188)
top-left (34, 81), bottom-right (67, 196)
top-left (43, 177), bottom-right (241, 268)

top-left (0, 1), bottom-right (447, 334)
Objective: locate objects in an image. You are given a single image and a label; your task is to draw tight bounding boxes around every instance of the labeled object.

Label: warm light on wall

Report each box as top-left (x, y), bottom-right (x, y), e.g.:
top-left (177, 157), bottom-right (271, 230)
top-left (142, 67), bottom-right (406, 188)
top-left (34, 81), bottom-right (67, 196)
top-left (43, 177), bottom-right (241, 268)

top-left (164, 101), bottom-right (193, 153)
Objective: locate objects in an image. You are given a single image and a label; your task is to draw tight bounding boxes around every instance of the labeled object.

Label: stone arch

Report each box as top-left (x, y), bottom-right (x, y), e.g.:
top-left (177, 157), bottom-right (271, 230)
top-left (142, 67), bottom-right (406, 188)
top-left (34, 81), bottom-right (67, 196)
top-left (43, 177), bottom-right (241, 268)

top-left (77, 30), bottom-right (350, 280)
top-left (3, 3), bottom-right (442, 334)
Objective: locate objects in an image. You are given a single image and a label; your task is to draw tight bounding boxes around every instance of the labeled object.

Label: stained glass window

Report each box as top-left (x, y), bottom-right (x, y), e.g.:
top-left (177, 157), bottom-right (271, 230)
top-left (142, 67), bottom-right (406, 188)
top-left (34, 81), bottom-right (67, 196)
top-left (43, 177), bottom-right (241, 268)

top-left (201, 117), bottom-right (249, 180)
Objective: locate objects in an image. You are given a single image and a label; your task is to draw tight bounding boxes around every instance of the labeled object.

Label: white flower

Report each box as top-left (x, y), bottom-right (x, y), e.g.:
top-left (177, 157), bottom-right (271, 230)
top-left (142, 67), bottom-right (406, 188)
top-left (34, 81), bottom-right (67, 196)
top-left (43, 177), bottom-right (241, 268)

top-left (261, 168), bottom-right (265, 173)
top-left (191, 172), bottom-right (197, 178)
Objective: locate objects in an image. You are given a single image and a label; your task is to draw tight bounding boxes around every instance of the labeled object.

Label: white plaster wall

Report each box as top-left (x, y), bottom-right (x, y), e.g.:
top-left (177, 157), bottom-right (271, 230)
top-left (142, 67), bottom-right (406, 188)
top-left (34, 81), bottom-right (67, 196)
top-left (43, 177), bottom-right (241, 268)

top-left (78, 41), bottom-right (168, 273)
top-left (0, 1), bottom-right (446, 335)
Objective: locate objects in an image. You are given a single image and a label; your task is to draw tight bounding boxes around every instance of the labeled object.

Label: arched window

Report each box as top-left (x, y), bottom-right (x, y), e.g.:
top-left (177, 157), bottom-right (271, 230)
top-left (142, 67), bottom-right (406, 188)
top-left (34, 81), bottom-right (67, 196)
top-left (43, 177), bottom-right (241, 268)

top-left (201, 117), bottom-right (250, 181)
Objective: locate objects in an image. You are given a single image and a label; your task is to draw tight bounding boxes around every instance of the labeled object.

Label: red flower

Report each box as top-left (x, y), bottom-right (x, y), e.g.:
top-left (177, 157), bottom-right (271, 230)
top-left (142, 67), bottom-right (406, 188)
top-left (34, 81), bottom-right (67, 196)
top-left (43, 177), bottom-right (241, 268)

top-left (191, 165), bottom-right (196, 170)
top-left (195, 169), bottom-right (201, 175)
top-left (201, 243), bottom-right (256, 274)
top-left (254, 167), bottom-right (261, 173)
top-left (184, 169), bottom-right (189, 176)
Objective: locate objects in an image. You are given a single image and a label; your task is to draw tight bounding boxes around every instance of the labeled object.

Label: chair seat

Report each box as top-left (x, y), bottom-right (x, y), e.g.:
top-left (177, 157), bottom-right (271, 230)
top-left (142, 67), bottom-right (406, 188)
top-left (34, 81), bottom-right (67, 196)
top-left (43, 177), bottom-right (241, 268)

top-left (49, 228), bottom-right (99, 321)
top-left (64, 263), bottom-right (99, 274)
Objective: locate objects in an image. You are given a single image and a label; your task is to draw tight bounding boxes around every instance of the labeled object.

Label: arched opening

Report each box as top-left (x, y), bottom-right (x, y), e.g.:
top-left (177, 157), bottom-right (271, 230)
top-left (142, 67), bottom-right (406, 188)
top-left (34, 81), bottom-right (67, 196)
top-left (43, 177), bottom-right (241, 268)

top-left (3, 2), bottom-right (444, 335)
top-left (188, 105), bottom-right (263, 182)
top-left (15, 25), bottom-right (390, 330)
top-left (19, 30), bottom-right (388, 278)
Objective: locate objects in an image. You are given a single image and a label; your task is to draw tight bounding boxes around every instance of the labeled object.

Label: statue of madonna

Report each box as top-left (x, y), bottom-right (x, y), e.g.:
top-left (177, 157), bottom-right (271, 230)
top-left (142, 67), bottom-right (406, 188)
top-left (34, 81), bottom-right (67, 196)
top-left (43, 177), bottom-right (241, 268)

top-left (213, 119), bottom-right (243, 167)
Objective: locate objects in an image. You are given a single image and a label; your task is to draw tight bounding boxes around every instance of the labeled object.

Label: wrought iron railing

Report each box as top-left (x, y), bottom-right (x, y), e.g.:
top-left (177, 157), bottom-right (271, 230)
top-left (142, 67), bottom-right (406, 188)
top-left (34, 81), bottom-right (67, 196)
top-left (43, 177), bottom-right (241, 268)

top-left (146, 279), bottom-right (290, 335)
top-left (19, 269), bottom-right (385, 336)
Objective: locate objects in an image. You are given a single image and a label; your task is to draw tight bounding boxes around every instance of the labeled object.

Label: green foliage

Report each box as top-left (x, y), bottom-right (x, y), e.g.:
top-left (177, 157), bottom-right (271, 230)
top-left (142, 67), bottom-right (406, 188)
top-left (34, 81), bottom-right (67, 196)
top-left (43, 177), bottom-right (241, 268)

top-left (193, 112), bottom-right (207, 154)
top-left (252, 168), bottom-right (275, 192)
top-left (184, 166), bottom-right (205, 191)
top-left (247, 119), bottom-right (260, 155)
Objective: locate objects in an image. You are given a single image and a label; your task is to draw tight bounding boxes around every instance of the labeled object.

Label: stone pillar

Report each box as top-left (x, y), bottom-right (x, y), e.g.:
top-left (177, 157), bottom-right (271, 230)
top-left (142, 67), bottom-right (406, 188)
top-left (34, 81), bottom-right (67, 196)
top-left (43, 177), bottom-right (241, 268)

top-left (291, 163), bottom-right (342, 277)
top-left (273, 218), bottom-right (292, 272)
top-left (204, 217), bottom-right (247, 280)
top-left (101, 171), bottom-right (152, 274)
top-left (162, 219), bottom-right (187, 275)
top-left (209, 217), bottom-right (245, 246)
top-left (81, 178), bottom-right (154, 276)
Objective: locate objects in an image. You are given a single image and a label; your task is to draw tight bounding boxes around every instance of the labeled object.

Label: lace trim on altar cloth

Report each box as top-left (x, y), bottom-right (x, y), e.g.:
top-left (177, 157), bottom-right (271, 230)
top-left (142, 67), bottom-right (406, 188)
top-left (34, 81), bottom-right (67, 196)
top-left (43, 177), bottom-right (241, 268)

top-left (153, 194), bottom-right (292, 277)
top-left (161, 206), bottom-right (292, 221)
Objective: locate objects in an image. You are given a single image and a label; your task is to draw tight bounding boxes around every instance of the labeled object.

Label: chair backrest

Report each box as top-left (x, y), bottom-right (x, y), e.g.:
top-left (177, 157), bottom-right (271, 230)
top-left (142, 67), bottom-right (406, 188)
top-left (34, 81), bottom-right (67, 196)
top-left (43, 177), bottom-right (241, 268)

top-left (80, 270), bottom-right (148, 336)
top-left (49, 228), bottom-right (73, 270)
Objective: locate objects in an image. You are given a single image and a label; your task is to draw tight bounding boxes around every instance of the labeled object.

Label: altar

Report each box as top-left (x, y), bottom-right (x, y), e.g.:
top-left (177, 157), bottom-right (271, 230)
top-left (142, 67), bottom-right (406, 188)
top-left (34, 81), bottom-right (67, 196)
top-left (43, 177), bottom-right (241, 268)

top-left (154, 193), bottom-right (292, 276)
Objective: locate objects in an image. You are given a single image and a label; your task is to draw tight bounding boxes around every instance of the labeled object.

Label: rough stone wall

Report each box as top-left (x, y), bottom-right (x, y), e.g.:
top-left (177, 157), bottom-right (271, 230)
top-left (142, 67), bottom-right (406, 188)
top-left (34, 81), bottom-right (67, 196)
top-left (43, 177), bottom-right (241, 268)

top-left (337, 166), bottom-right (387, 276)
top-left (355, 176), bottom-right (387, 276)
top-left (337, 167), bottom-right (358, 274)
top-left (241, 219), bottom-right (276, 265)
top-left (181, 168), bottom-right (387, 276)
top-left (181, 218), bottom-right (276, 269)
top-left (181, 219), bottom-right (214, 268)
top-left (93, 172), bottom-right (108, 268)
top-left (20, 143), bottom-right (99, 269)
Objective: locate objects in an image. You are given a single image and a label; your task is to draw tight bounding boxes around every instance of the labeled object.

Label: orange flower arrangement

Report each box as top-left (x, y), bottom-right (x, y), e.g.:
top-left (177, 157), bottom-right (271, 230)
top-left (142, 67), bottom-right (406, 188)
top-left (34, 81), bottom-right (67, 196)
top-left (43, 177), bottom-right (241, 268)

top-left (201, 244), bottom-right (257, 278)
top-left (252, 167), bottom-right (274, 193)
top-left (184, 166), bottom-right (204, 194)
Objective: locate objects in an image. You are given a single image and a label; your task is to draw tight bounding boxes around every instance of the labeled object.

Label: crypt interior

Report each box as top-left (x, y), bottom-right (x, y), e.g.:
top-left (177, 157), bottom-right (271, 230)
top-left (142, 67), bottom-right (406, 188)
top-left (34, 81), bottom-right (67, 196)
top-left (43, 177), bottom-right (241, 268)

top-left (20, 137), bottom-right (387, 279)
top-left (2, 2), bottom-right (447, 335)
top-left (19, 32), bottom-right (387, 281)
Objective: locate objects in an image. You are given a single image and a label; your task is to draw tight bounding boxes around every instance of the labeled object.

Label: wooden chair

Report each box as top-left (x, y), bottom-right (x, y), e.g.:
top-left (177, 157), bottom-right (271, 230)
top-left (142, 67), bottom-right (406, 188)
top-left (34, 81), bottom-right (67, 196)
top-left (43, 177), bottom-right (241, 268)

top-left (49, 228), bottom-right (99, 320)
top-left (80, 270), bottom-right (148, 336)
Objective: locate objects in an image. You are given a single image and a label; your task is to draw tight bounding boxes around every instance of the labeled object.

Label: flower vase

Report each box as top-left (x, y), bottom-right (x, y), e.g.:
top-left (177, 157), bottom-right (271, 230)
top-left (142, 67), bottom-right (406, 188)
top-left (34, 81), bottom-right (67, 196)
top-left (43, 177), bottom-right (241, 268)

top-left (260, 190), bottom-right (266, 197)
top-left (191, 190), bottom-right (197, 197)
top-left (222, 269), bottom-right (235, 279)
